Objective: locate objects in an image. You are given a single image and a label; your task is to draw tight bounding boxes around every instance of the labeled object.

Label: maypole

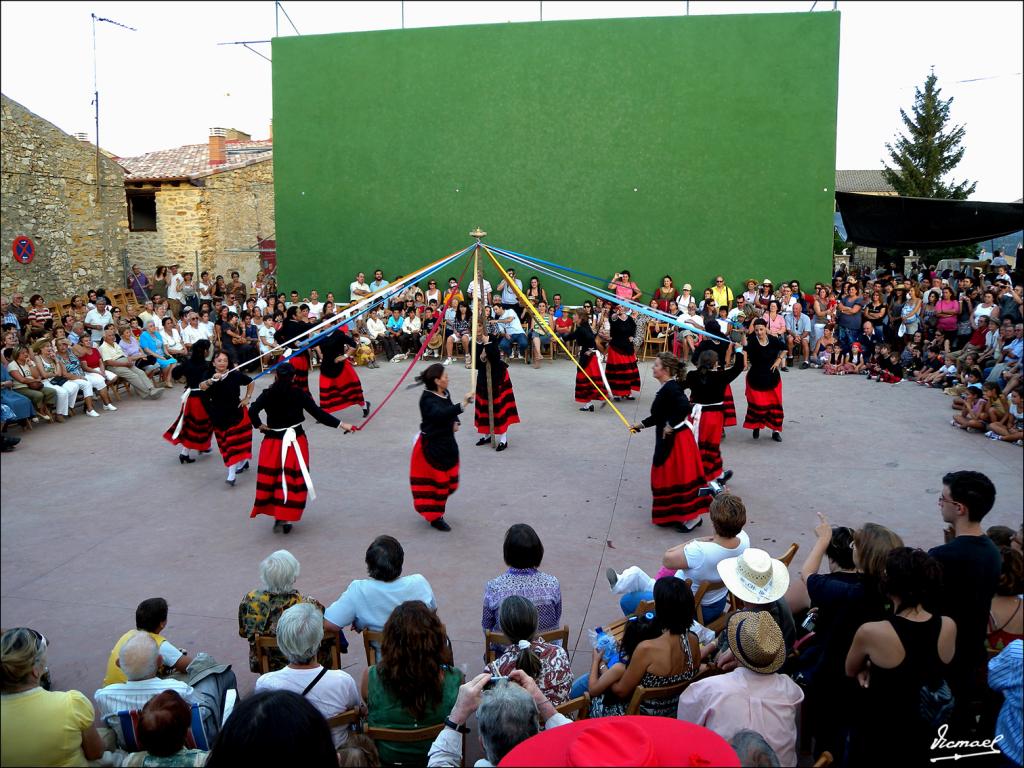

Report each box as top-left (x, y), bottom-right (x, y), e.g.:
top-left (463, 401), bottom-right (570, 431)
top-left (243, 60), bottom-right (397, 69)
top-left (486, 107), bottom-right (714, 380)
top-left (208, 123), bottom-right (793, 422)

top-left (469, 227), bottom-right (496, 445)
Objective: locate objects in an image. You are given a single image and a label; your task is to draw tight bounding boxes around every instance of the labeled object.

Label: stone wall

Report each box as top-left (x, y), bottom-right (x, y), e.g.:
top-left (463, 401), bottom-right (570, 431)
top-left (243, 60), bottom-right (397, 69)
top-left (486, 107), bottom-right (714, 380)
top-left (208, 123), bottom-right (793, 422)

top-left (0, 94), bottom-right (129, 300)
top-left (126, 183), bottom-right (207, 275)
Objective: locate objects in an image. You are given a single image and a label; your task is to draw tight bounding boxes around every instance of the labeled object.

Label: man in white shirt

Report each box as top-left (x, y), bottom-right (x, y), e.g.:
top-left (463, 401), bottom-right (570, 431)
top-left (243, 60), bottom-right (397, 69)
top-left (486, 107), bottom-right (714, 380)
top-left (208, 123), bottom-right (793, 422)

top-left (99, 325), bottom-right (163, 399)
top-left (166, 264), bottom-right (185, 318)
top-left (323, 536), bottom-right (435, 633)
top-left (94, 632), bottom-right (196, 719)
top-left (496, 269), bottom-right (523, 312)
top-left (491, 295), bottom-right (527, 358)
top-left (307, 290), bottom-right (324, 320)
top-left (181, 312), bottom-right (211, 353)
top-left (84, 298), bottom-right (113, 342)
top-left (350, 272), bottom-right (371, 303)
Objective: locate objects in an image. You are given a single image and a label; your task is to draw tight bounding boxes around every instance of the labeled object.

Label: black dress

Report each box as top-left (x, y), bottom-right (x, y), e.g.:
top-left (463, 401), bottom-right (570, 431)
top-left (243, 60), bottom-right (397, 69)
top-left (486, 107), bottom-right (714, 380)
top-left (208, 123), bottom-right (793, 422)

top-left (743, 336), bottom-right (785, 432)
top-left (411, 389), bottom-right (464, 521)
top-left (318, 329), bottom-right (365, 413)
top-left (606, 315), bottom-right (641, 396)
top-left (564, 325), bottom-right (606, 403)
top-left (206, 370), bottom-right (253, 467)
top-left (162, 359), bottom-right (213, 450)
top-left (474, 340), bottom-right (520, 435)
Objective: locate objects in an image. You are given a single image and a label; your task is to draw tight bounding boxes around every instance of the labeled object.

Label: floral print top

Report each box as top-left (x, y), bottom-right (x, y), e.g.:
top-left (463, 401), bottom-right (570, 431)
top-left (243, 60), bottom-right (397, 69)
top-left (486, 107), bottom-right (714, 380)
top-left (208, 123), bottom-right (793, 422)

top-left (238, 589), bottom-right (330, 673)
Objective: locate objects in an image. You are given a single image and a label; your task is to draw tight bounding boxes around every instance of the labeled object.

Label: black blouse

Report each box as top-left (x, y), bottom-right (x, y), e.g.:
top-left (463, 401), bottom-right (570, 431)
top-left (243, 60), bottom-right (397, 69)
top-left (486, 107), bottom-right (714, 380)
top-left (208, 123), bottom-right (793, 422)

top-left (176, 359), bottom-right (212, 391)
top-left (276, 319), bottom-right (314, 351)
top-left (319, 329), bottom-right (358, 378)
top-left (609, 316), bottom-right (637, 354)
top-left (476, 340), bottom-right (508, 396)
top-left (206, 370), bottom-right (252, 429)
top-left (640, 379), bottom-right (693, 466)
top-left (684, 352), bottom-right (745, 404)
top-left (419, 389), bottom-right (463, 470)
top-left (564, 324), bottom-right (597, 354)
top-left (745, 336), bottom-right (786, 391)
top-left (248, 385), bottom-right (341, 433)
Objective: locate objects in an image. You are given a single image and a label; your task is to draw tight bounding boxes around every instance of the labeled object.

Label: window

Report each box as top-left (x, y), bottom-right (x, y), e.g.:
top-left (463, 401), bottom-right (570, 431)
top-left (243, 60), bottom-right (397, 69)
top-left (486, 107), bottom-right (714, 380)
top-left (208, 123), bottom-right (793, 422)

top-left (127, 192), bottom-right (157, 232)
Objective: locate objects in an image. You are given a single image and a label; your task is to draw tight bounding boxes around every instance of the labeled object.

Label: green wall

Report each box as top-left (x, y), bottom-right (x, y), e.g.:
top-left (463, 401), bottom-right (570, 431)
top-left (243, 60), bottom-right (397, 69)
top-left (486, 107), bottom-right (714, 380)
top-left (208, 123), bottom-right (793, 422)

top-left (272, 12), bottom-right (840, 303)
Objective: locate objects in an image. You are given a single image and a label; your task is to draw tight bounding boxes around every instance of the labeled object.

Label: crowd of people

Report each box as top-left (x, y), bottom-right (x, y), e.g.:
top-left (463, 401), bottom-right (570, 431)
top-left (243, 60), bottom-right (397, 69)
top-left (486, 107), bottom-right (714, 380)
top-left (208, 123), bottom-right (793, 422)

top-left (2, 477), bottom-right (1022, 767)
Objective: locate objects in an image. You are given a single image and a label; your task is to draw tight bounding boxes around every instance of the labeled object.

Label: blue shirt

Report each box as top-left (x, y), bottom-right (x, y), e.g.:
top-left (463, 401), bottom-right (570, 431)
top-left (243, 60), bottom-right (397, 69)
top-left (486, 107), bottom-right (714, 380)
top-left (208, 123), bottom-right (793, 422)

top-left (139, 330), bottom-right (166, 358)
top-left (2, 311), bottom-right (18, 329)
top-left (784, 313), bottom-right (811, 336)
top-left (324, 574), bottom-right (435, 632)
top-left (989, 640), bottom-right (1022, 764)
top-left (386, 316), bottom-right (404, 333)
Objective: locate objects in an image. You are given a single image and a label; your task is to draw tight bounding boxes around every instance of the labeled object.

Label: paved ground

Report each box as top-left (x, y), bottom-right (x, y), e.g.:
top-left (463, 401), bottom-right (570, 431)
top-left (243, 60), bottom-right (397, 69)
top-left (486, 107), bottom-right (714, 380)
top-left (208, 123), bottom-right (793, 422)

top-left (2, 356), bottom-right (1021, 756)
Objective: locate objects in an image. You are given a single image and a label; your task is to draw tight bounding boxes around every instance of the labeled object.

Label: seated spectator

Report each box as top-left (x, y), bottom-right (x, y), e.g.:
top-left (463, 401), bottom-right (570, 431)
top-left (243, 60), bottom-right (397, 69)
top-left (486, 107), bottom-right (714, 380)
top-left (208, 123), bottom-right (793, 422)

top-left (482, 524), bottom-right (561, 640)
top-left (846, 547), bottom-right (956, 766)
top-left (728, 730), bottom-right (781, 767)
top-left (485, 596), bottom-right (571, 707)
top-left (33, 338), bottom-right (93, 419)
top-left (116, 324), bottom-right (161, 386)
top-left (987, 387), bottom-right (1023, 444)
top-left (401, 308), bottom-right (422, 353)
top-left (987, 547), bottom-right (1023, 653)
top-left (54, 336), bottom-right (116, 412)
top-left (94, 631), bottom-right (196, 719)
top-left (607, 577), bottom-right (701, 716)
top-left (140, 319), bottom-right (178, 387)
top-left (238, 550), bottom-right (334, 674)
top-left (678, 611), bottom-right (803, 766)
top-left (0, 627), bottom-right (105, 766)
top-left (527, 300), bottom-right (554, 368)
top-left (361, 601), bottom-right (461, 765)
top-left (160, 317), bottom-right (187, 359)
top-left (104, 598), bottom-right (192, 686)
top-left (99, 325), bottom-right (165, 400)
top-left (713, 549), bottom-right (797, 657)
top-left (119, 689), bottom-right (209, 767)
top-left (428, 670), bottom-right (570, 768)
top-left (821, 343), bottom-right (844, 374)
top-left (844, 342), bottom-right (866, 374)
top-left (255, 603), bottom-right (363, 747)
top-left (26, 293), bottom-right (53, 329)
top-left (6, 345), bottom-right (56, 421)
top-left (336, 733), bottom-right (380, 767)
top-left (324, 535), bottom-right (435, 634)
top-left (205, 690), bottom-right (337, 768)
top-left (988, 639), bottom-right (1022, 768)
top-left (607, 494), bottom-right (750, 623)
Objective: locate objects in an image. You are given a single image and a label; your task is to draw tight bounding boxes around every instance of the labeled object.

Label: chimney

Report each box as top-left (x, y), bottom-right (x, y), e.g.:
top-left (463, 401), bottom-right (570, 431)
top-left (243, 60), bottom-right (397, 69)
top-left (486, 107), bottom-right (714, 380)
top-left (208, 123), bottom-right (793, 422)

top-left (74, 132), bottom-right (90, 142)
top-left (209, 127), bottom-right (227, 166)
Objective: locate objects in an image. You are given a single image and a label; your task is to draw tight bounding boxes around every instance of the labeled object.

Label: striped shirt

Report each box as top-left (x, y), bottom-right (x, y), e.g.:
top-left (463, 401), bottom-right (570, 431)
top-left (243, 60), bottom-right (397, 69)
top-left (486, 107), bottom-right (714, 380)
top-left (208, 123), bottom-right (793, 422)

top-left (93, 678), bottom-right (196, 719)
top-left (989, 639), bottom-right (1022, 764)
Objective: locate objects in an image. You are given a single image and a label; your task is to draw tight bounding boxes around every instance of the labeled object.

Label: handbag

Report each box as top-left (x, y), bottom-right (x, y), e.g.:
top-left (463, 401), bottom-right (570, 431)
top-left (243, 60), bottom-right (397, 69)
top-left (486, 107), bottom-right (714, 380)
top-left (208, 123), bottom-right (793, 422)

top-left (49, 376), bottom-right (69, 387)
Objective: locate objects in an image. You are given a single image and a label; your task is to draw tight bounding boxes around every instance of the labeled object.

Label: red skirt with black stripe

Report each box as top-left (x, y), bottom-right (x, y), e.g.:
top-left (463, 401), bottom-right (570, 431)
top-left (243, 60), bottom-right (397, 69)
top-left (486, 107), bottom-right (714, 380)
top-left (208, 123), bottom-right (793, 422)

top-left (319, 363), bottom-right (364, 413)
top-left (696, 406), bottom-right (726, 479)
top-left (410, 435), bottom-right (459, 522)
top-left (162, 394), bottom-right (212, 451)
top-left (723, 384), bottom-right (737, 427)
top-left (251, 431), bottom-right (310, 522)
top-left (605, 347), bottom-right (641, 396)
top-left (575, 353), bottom-right (608, 403)
top-left (214, 409), bottom-right (253, 467)
top-left (743, 380), bottom-right (784, 432)
top-left (474, 371), bottom-right (520, 435)
top-left (288, 351), bottom-right (311, 397)
top-left (651, 426), bottom-right (711, 525)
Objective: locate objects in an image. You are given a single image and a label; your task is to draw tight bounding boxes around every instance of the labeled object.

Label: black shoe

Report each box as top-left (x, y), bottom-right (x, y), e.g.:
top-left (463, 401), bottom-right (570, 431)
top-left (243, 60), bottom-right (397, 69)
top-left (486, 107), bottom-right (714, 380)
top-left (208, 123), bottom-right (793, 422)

top-left (238, 461), bottom-right (250, 474)
top-left (179, 454), bottom-right (196, 464)
top-left (720, 430), bottom-right (726, 441)
top-left (273, 520), bottom-right (284, 533)
top-left (624, 395), bottom-right (635, 400)
top-left (282, 523), bottom-right (293, 534)
top-left (495, 442), bottom-right (508, 452)
top-left (606, 567), bottom-right (618, 589)
top-left (362, 402), bottom-right (371, 418)
top-left (752, 429), bottom-right (760, 440)
top-left (613, 396), bottom-right (622, 402)
top-left (476, 436), bottom-right (492, 446)
top-left (800, 361), bottom-right (810, 370)
top-left (717, 469), bottom-right (734, 485)
top-left (430, 518), bottom-right (451, 532)
top-left (226, 478), bottom-right (236, 487)
top-left (580, 405), bottom-right (595, 412)
top-left (781, 366), bottom-right (789, 372)
top-left (772, 431), bottom-right (783, 442)
top-left (199, 449), bottom-right (212, 455)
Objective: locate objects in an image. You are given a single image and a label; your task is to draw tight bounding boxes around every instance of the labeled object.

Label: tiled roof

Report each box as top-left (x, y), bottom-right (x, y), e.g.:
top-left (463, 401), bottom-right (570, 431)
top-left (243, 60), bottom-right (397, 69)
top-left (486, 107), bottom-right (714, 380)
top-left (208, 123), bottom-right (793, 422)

top-left (117, 139), bottom-right (272, 182)
top-left (835, 169), bottom-right (895, 194)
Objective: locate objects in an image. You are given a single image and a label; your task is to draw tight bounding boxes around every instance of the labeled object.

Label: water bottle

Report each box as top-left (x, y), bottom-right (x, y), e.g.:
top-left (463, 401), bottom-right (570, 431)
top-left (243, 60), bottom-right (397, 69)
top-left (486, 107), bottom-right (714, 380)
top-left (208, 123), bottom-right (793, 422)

top-left (588, 626), bottom-right (621, 667)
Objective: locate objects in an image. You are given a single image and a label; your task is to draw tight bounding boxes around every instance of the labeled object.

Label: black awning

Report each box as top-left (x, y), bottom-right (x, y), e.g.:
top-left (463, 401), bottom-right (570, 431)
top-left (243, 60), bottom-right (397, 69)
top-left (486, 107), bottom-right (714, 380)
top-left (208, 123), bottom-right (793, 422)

top-left (835, 192), bottom-right (1024, 249)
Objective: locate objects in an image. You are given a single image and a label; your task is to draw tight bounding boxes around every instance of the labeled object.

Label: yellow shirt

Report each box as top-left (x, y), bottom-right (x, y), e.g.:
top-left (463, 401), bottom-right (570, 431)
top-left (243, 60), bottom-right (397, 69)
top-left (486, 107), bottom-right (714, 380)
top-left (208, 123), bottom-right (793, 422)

top-left (711, 285), bottom-right (734, 308)
top-left (103, 630), bottom-right (168, 686)
top-left (99, 341), bottom-right (126, 363)
top-left (1, 687), bottom-right (94, 767)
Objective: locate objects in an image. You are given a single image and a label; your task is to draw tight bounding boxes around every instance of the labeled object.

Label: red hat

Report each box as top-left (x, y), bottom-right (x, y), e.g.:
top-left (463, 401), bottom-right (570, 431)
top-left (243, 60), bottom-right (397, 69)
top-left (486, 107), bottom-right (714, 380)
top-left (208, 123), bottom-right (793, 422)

top-left (498, 716), bottom-right (739, 767)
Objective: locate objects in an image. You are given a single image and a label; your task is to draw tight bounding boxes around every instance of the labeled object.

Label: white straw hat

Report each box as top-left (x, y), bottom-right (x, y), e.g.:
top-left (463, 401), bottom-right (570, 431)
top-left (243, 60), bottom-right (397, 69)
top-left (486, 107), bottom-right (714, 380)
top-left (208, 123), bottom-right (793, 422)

top-left (716, 548), bottom-right (790, 605)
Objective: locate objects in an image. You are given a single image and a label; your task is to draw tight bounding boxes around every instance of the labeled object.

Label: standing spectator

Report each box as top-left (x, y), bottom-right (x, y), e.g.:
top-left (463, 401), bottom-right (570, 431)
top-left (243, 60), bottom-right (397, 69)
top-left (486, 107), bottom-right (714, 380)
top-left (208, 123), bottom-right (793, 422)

top-left (711, 275), bottom-right (734, 309)
top-left (350, 272), bottom-right (371, 303)
top-left (1, 627), bottom-right (105, 766)
top-left (987, 547), bottom-right (1023, 652)
top-left (8, 292), bottom-right (29, 328)
top-left (166, 264), bottom-right (185, 319)
top-left (99, 325), bottom-right (164, 399)
top-left (988, 640), bottom-right (1022, 767)
top-left (609, 270), bottom-right (642, 302)
top-left (784, 302), bottom-right (812, 369)
top-left (653, 276), bottom-right (678, 312)
top-left (482, 524), bottom-right (562, 639)
top-left (1, 295), bottom-right (21, 330)
top-left (127, 264), bottom-right (150, 303)
top-left (741, 279), bottom-right (759, 306)
top-left (496, 269), bottom-right (523, 316)
top-left (837, 285), bottom-right (864, 351)
top-left (152, 266), bottom-right (168, 304)
top-left (928, 470), bottom-right (1002, 728)
top-left (369, 269), bottom-right (390, 300)
top-left (84, 297), bottom-right (113, 342)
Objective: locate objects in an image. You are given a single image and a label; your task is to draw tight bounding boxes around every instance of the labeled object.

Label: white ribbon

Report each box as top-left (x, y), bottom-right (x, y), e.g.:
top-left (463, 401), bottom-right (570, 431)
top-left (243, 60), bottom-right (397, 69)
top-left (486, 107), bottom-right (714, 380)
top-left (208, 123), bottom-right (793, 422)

top-left (517, 639), bottom-right (532, 650)
top-left (170, 388), bottom-right (202, 441)
top-left (686, 403), bottom-right (702, 436)
top-left (273, 424), bottom-right (315, 504)
top-left (593, 352), bottom-right (613, 397)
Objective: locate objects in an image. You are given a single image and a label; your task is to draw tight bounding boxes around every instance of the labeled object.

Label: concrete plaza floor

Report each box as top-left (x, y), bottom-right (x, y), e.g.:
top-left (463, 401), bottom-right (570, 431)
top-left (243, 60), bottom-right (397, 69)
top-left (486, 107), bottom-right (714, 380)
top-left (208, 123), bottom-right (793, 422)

top-left (2, 357), bottom-right (1021, 727)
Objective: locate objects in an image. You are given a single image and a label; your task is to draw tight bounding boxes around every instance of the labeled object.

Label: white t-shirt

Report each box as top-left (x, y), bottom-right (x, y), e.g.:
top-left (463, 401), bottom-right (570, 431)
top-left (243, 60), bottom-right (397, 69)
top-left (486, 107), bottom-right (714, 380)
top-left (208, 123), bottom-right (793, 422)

top-left (166, 273), bottom-right (184, 301)
top-left (84, 308), bottom-right (112, 341)
top-left (198, 282), bottom-right (212, 299)
top-left (254, 667), bottom-right (361, 747)
top-left (366, 317), bottom-right (387, 339)
top-left (467, 279), bottom-right (492, 297)
top-left (255, 296), bottom-right (268, 312)
top-left (973, 304), bottom-right (995, 321)
top-left (676, 531), bottom-right (750, 605)
top-left (307, 301), bottom-right (324, 320)
top-left (350, 281), bottom-right (370, 302)
top-left (181, 324), bottom-right (210, 346)
top-left (500, 308), bottom-right (525, 336)
top-left (324, 574), bottom-right (435, 631)
top-left (779, 296), bottom-right (798, 316)
top-left (258, 325), bottom-right (276, 350)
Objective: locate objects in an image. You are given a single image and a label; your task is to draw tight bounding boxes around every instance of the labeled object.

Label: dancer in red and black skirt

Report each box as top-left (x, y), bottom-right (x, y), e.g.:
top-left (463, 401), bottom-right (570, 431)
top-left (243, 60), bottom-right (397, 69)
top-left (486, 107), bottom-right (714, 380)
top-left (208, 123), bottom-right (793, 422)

top-left (606, 305), bottom-right (641, 400)
top-left (685, 348), bottom-right (744, 482)
top-left (249, 362), bottom-right (354, 533)
top-left (276, 305), bottom-right (315, 397)
top-left (743, 318), bottom-right (786, 442)
top-left (630, 351), bottom-right (711, 531)
top-left (318, 325), bottom-right (370, 417)
top-left (163, 340), bottom-right (213, 464)
top-left (564, 308), bottom-right (610, 412)
top-left (411, 363), bottom-right (475, 532)
top-left (474, 334), bottom-right (520, 451)
top-left (206, 350), bottom-right (255, 487)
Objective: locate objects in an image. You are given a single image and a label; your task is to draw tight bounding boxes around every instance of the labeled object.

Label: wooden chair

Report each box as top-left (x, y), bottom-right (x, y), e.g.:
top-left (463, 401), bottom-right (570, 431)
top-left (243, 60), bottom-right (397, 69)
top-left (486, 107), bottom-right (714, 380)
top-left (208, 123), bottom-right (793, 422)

top-left (254, 631), bottom-right (342, 674)
top-left (483, 625), bottom-right (570, 665)
top-left (555, 692), bottom-right (590, 721)
top-left (778, 542), bottom-right (799, 567)
top-left (327, 707), bottom-right (363, 730)
top-left (363, 625), bottom-right (449, 668)
top-left (624, 677), bottom-right (694, 716)
top-left (605, 598), bottom-right (658, 647)
top-left (365, 723), bottom-right (460, 765)
top-left (813, 751), bottom-right (834, 767)
top-left (641, 322), bottom-right (668, 360)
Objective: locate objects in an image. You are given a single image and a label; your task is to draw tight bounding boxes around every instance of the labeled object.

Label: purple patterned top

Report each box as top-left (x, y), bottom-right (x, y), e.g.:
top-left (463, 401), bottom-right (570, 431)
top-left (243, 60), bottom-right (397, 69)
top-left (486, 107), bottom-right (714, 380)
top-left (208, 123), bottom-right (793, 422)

top-left (482, 568), bottom-right (562, 634)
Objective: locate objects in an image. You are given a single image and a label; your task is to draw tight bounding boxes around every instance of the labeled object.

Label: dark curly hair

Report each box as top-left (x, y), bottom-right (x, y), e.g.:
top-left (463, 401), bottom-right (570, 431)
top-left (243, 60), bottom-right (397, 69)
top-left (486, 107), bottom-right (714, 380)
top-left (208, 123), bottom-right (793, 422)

top-left (881, 547), bottom-right (943, 610)
top-left (377, 601), bottom-right (447, 720)
top-left (997, 547), bottom-right (1023, 597)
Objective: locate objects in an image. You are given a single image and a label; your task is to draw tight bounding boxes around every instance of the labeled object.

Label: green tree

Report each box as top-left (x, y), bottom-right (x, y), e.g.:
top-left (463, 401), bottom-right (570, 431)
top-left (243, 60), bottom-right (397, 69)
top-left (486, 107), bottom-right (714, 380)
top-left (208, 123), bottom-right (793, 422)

top-left (882, 70), bottom-right (978, 263)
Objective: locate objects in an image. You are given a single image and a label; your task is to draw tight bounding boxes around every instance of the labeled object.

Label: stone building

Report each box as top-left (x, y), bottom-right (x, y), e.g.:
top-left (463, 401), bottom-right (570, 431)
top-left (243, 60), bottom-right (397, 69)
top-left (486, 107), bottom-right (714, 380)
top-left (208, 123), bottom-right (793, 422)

top-left (116, 128), bottom-right (273, 284)
top-left (0, 93), bottom-right (129, 299)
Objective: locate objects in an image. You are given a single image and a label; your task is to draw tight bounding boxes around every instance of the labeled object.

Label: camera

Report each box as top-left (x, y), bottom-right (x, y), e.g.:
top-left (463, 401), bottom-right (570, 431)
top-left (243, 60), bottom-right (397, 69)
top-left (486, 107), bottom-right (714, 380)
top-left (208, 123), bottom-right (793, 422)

top-left (484, 676), bottom-right (508, 690)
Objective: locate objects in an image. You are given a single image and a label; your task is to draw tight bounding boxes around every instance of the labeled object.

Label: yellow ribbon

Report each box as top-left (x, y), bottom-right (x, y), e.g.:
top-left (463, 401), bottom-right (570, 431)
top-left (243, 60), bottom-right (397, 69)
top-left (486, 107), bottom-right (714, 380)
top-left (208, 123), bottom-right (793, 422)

top-left (482, 245), bottom-right (632, 430)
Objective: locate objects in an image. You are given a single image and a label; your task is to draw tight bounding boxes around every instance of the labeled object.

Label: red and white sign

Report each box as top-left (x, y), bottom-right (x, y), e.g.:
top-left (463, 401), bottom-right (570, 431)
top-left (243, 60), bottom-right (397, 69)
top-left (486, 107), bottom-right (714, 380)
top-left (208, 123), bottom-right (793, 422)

top-left (12, 236), bottom-right (35, 264)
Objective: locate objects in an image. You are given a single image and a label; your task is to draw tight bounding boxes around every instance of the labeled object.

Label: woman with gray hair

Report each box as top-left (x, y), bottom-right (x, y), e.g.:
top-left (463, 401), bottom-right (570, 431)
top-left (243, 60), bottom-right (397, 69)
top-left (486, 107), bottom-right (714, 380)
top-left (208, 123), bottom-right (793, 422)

top-left (238, 550), bottom-right (336, 673)
top-left (255, 603), bottom-right (363, 748)
top-left (139, 318), bottom-right (178, 388)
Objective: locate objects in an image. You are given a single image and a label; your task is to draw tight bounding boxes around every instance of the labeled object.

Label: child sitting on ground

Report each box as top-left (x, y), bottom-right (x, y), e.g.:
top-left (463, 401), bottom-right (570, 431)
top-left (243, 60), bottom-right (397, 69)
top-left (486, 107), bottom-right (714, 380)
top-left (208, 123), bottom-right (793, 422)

top-left (822, 344), bottom-right (845, 375)
top-left (877, 350), bottom-right (904, 384)
top-left (866, 343), bottom-right (891, 380)
top-left (842, 342), bottom-right (866, 374)
top-left (952, 384), bottom-right (987, 431)
top-left (985, 387), bottom-right (1023, 445)
top-left (950, 368), bottom-right (983, 407)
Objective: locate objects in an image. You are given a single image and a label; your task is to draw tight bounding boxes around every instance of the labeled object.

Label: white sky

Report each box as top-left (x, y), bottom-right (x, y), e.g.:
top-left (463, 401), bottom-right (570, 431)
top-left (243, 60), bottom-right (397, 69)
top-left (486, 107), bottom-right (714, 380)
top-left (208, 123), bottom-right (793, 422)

top-left (1, 1), bottom-right (1021, 201)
